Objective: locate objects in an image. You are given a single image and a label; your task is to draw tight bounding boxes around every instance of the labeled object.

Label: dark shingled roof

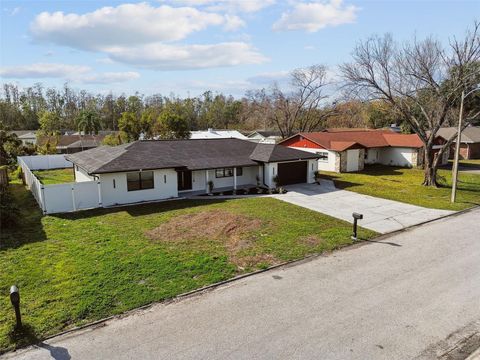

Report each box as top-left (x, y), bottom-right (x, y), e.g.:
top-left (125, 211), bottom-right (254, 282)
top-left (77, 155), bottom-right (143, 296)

top-left (66, 138), bottom-right (318, 174)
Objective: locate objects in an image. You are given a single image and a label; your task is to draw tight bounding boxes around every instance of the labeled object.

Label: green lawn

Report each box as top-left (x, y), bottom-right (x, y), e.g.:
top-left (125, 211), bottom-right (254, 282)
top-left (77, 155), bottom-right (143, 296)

top-left (321, 165), bottom-right (480, 211)
top-left (457, 159), bottom-right (480, 167)
top-left (32, 168), bottom-right (74, 184)
top-left (0, 185), bottom-right (376, 352)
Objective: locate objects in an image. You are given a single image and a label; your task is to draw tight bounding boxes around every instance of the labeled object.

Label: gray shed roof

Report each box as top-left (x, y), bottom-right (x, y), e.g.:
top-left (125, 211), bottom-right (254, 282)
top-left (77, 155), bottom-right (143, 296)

top-left (436, 126), bottom-right (480, 143)
top-left (66, 138), bottom-right (319, 174)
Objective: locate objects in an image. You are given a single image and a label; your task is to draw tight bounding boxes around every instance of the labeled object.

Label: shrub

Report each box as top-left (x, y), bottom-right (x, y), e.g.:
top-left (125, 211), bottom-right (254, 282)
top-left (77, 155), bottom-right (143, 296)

top-left (207, 180), bottom-right (214, 194)
top-left (10, 165), bottom-right (22, 180)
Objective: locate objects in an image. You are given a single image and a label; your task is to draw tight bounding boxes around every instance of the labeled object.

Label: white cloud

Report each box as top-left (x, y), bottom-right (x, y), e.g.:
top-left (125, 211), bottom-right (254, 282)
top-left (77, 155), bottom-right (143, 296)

top-left (107, 42), bottom-right (268, 70)
top-left (81, 72), bottom-right (140, 84)
top-left (0, 63), bottom-right (140, 84)
top-left (223, 14), bottom-right (246, 31)
top-left (30, 3), bottom-right (230, 50)
top-left (96, 57), bottom-right (115, 64)
top-left (0, 63), bottom-right (90, 78)
top-left (29, 2), bottom-right (265, 70)
top-left (273, 0), bottom-right (358, 32)
top-left (304, 45), bottom-right (316, 50)
top-left (167, 0), bottom-right (275, 13)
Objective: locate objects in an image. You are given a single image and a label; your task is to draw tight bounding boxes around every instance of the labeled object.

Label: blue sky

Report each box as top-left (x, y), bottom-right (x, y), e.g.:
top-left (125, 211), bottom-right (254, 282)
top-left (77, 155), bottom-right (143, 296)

top-left (1, 0), bottom-right (478, 97)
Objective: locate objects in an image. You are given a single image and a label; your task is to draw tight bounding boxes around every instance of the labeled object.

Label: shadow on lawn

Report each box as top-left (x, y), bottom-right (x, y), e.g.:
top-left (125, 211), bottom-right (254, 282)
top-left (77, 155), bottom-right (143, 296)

top-left (52, 198), bottom-right (231, 221)
top-left (7, 323), bottom-right (39, 351)
top-left (356, 165), bottom-right (406, 177)
top-left (0, 185), bottom-right (47, 251)
top-left (6, 323), bottom-right (71, 359)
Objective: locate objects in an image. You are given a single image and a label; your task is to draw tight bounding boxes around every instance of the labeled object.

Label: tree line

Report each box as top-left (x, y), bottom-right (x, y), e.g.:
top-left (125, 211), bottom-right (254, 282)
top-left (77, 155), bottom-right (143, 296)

top-left (1, 21), bottom-right (479, 186)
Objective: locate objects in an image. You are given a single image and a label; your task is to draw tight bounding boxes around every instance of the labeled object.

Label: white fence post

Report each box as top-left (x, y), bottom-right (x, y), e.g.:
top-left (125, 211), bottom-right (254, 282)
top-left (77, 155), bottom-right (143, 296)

top-left (71, 186), bottom-right (77, 211)
top-left (40, 185), bottom-right (47, 214)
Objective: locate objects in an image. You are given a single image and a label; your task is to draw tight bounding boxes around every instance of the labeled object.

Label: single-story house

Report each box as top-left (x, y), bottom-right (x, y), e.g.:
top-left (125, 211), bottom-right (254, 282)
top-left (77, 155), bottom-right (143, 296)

top-left (37, 134), bottom-right (105, 154)
top-left (435, 126), bottom-right (480, 160)
top-left (65, 139), bottom-right (319, 207)
top-left (8, 130), bottom-right (37, 145)
top-left (190, 129), bottom-right (248, 140)
top-left (279, 129), bottom-right (424, 173)
top-left (247, 131), bottom-right (284, 144)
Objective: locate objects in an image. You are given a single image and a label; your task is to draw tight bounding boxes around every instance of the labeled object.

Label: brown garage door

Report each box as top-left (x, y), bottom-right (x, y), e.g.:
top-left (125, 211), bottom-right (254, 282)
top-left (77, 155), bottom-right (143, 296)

top-left (277, 161), bottom-right (307, 185)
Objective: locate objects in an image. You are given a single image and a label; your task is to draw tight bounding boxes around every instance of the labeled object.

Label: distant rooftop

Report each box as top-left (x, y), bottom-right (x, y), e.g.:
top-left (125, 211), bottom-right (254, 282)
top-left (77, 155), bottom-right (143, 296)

top-left (190, 129), bottom-right (247, 140)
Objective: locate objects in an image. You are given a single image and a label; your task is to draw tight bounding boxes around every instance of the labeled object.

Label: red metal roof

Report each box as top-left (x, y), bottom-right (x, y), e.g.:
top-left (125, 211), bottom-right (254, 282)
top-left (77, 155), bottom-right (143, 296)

top-left (281, 130), bottom-right (423, 151)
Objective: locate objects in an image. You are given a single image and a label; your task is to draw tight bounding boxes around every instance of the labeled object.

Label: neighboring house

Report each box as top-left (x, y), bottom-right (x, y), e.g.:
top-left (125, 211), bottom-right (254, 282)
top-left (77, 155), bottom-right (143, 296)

top-left (66, 139), bottom-right (319, 207)
top-left (37, 135), bottom-right (105, 154)
top-left (190, 129), bottom-right (248, 140)
top-left (435, 126), bottom-right (480, 160)
top-left (8, 130), bottom-right (37, 145)
top-left (280, 129), bottom-right (424, 173)
top-left (247, 131), bottom-right (283, 144)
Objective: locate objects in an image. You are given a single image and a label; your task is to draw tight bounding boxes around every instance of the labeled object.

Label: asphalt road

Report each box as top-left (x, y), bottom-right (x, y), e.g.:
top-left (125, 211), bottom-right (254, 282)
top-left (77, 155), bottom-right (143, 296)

top-left (4, 208), bottom-right (480, 360)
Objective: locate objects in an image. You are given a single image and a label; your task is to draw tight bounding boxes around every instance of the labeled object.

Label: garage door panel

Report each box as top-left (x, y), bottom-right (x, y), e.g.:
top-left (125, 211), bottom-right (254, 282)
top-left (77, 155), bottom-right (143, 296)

top-left (278, 161), bottom-right (307, 185)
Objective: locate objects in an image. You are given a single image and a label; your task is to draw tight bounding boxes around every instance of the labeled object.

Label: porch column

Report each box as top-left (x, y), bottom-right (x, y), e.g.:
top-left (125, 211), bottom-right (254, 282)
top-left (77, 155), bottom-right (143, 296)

top-left (233, 167), bottom-right (237, 190)
top-left (205, 169), bottom-right (209, 192)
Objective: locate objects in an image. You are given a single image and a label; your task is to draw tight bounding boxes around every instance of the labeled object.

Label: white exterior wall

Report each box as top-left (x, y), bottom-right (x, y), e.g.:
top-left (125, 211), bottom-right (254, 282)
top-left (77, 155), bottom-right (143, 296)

top-left (204, 166), bottom-right (259, 191)
top-left (99, 169), bottom-right (178, 207)
top-left (289, 147), bottom-right (336, 172)
top-left (263, 162), bottom-right (278, 188)
top-left (191, 170), bottom-right (206, 191)
top-left (75, 166), bottom-right (94, 182)
top-left (307, 159), bottom-right (317, 183)
top-left (379, 147), bottom-right (416, 167)
top-left (365, 148), bottom-right (381, 164)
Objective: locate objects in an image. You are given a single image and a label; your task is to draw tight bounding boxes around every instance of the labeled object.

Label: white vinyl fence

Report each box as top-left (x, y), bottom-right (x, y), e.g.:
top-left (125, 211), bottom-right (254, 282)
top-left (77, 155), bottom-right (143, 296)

top-left (18, 155), bottom-right (102, 214)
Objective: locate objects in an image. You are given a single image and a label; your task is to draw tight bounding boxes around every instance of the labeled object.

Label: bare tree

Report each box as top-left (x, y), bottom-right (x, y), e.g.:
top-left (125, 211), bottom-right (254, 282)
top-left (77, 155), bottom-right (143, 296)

top-left (249, 65), bottom-right (337, 138)
top-left (340, 22), bottom-right (480, 186)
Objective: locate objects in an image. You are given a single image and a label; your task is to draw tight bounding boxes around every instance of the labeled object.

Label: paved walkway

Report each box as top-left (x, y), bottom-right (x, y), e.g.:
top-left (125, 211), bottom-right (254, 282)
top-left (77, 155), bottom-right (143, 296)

top-left (5, 208), bottom-right (480, 360)
top-left (272, 181), bottom-right (454, 233)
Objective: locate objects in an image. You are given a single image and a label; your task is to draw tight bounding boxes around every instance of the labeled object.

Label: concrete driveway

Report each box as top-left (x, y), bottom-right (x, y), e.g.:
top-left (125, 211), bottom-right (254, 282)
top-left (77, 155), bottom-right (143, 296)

top-left (272, 180), bottom-right (453, 233)
top-left (5, 208), bottom-right (480, 360)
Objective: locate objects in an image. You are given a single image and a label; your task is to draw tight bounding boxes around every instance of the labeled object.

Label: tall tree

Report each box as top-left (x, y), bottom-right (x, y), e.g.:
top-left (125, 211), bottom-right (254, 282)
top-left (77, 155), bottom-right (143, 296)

top-left (250, 65), bottom-right (337, 138)
top-left (340, 22), bottom-right (480, 186)
top-left (38, 110), bottom-right (62, 135)
top-left (76, 109), bottom-right (100, 135)
top-left (155, 103), bottom-right (191, 139)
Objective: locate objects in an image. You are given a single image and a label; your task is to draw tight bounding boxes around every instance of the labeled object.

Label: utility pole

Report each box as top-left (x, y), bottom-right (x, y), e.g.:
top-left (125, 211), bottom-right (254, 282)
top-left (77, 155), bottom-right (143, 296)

top-left (451, 87), bottom-right (480, 203)
top-left (451, 90), bottom-right (464, 203)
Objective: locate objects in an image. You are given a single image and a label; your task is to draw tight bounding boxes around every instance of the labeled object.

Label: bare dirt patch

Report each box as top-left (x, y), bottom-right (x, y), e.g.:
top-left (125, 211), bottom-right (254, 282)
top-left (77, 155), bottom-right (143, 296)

top-left (300, 235), bottom-right (323, 247)
top-left (145, 210), bottom-right (278, 269)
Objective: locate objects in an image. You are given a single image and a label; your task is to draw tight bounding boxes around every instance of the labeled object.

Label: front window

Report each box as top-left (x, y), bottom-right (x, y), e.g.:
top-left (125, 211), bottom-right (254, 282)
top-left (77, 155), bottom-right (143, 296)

top-left (215, 167), bottom-right (243, 178)
top-left (317, 151), bottom-right (328, 162)
top-left (127, 171), bottom-right (154, 191)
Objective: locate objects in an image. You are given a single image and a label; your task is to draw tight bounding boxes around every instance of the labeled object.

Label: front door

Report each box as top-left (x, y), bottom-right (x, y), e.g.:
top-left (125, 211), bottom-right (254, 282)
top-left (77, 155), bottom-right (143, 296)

top-left (177, 170), bottom-right (192, 191)
top-left (346, 150), bottom-right (360, 172)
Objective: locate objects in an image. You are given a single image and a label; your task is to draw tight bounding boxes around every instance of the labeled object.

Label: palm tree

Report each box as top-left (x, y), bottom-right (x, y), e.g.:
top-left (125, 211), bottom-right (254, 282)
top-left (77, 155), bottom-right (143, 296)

top-left (75, 109), bottom-right (101, 151)
top-left (76, 109), bottom-right (100, 136)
